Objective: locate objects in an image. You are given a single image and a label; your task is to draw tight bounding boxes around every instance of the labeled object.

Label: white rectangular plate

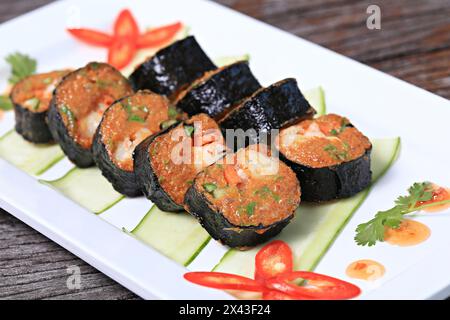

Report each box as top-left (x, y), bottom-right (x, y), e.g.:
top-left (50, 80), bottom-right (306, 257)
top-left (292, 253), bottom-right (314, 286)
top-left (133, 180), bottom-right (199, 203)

top-left (0, 0), bottom-right (449, 300)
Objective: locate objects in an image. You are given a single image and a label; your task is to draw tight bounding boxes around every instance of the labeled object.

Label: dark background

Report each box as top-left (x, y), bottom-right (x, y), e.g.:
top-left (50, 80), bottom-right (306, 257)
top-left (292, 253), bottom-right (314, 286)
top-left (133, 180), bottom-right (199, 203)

top-left (0, 0), bottom-right (449, 299)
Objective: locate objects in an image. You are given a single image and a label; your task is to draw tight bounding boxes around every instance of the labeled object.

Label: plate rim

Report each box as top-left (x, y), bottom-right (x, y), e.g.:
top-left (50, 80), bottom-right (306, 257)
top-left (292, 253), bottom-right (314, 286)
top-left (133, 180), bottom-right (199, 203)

top-left (0, 0), bottom-right (449, 300)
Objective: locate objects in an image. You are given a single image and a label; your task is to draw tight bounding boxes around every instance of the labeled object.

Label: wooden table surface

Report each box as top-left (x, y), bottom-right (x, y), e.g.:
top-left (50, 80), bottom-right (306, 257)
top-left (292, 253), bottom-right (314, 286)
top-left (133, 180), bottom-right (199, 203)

top-left (0, 0), bottom-right (449, 300)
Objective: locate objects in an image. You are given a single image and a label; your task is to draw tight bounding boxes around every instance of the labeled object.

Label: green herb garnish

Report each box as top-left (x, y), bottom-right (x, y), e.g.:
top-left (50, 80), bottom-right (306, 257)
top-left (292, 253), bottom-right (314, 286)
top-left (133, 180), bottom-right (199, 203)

top-left (324, 144), bottom-right (348, 161)
top-left (90, 62), bottom-right (100, 70)
top-left (246, 202), bottom-right (257, 216)
top-left (203, 182), bottom-right (217, 193)
top-left (25, 97), bottom-right (40, 111)
top-left (184, 125), bottom-right (195, 137)
top-left (96, 79), bottom-right (110, 88)
top-left (213, 187), bottom-right (227, 199)
top-left (60, 104), bottom-right (76, 124)
top-left (123, 102), bottom-right (148, 123)
top-left (160, 119), bottom-right (177, 130)
top-left (355, 182), bottom-right (450, 246)
top-left (186, 180), bottom-right (193, 185)
top-left (106, 138), bottom-right (115, 150)
top-left (5, 52), bottom-right (37, 84)
top-left (151, 142), bottom-right (159, 156)
top-left (0, 96), bottom-right (13, 111)
top-left (330, 119), bottom-right (349, 135)
top-left (43, 77), bottom-right (53, 84)
top-left (254, 185), bottom-right (280, 202)
top-left (339, 119), bottom-right (348, 133)
top-left (128, 114), bottom-right (146, 123)
top-left (168, 106), bottom-right (178, 119)
top-left (123, 102), bottom-right (132, 114)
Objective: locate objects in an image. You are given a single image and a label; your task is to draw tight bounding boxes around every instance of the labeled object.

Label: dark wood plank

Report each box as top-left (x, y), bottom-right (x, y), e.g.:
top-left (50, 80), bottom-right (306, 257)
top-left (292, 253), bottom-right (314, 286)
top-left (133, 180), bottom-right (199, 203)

top-left (0, 0), bottom-right (53, 22)
top-left (0, 0), bottom-right (449, 300)
top-left (220, 0), bottom-right (450, 99)
top-left (0, 208), bottom-right (138, 300)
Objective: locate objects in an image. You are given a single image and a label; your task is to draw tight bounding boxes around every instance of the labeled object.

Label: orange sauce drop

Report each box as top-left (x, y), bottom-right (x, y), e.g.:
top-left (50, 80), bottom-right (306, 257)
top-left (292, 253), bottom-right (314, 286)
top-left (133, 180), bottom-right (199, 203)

top-left (384, 219), bottom-right (430, 246)
top-left (417, 185), bottom-right (450, 213)
top-left (346, 259), bottom-right (385, 281)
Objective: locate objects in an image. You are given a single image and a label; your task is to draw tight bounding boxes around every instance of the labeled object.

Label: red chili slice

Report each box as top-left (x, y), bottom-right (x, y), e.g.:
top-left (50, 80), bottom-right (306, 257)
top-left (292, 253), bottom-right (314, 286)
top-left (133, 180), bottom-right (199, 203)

top-left (114, 9), bottom-right (139, 40)
top-left (67, 28), bottom-right (113, 47)
top-left (254, 240), bottom-right (293, 283)
top-left (136, 22), bottom-right (182, 48)
top-left (184, 272), bottom-right (265, 292)
top-left (265, 271), bottom-right (361, 300)
top-left (108, 37), bottom-right (136, 70)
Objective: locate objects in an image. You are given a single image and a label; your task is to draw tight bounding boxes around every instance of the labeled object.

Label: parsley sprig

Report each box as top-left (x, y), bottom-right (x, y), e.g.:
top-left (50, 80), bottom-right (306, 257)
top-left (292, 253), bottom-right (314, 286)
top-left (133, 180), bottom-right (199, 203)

top-left (1, 52), bottom-right (37, 110)
top-left (0, 96), bottom-right (13, 111)
top-left (5, 52), bottom-right (37, 85)
top-left (355, 182), bottom-right (450, 246)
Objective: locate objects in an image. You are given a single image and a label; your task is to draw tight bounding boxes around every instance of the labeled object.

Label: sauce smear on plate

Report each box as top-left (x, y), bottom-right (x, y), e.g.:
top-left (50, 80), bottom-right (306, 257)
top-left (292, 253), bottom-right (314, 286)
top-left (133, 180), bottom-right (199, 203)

top-left (417, 184), bottom-right (450, 213)
top-left (346, 259), bottom-right (385, 281)
top-left (384, 219), bottom-right (430, 246)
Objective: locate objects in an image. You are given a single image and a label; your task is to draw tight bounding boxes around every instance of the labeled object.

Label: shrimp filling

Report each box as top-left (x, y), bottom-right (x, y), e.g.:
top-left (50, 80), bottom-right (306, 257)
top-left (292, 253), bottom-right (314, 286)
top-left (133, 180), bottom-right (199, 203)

top-left (193, 144), bottom-right (301, 227)
top-left (99, 91), bottom-right (174, 171)
top-left (11, 70), bottom-right (70, 113)
top-left (149, 114), bottom-right (227, 206)
top-left (54, 62), bottom-right (133, 149)
top-left (277, 114), bottom-right (371, 168)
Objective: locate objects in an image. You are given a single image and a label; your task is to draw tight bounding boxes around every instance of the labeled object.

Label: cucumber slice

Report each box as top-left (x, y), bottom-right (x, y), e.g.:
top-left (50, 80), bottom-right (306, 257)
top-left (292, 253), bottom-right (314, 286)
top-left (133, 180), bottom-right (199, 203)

top-left (40, 167), bottom-right (123, 214)
top-left (214, 54), bottom-right (250, 67)
top-left (132, 205), bottom-right (211, 266)
top-left (0, 130), bottom-right (64, 176)
top-left (304, 86), bottom-right (326, 116)
top-left (213, 137), bottom-right (401, 276)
